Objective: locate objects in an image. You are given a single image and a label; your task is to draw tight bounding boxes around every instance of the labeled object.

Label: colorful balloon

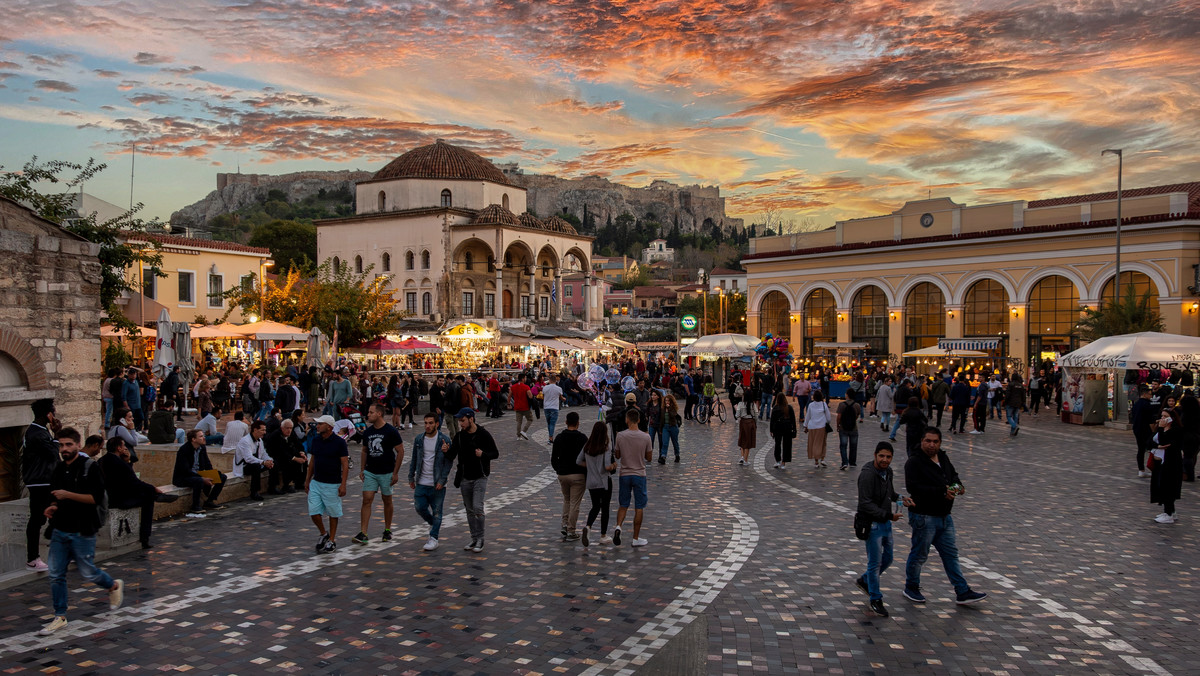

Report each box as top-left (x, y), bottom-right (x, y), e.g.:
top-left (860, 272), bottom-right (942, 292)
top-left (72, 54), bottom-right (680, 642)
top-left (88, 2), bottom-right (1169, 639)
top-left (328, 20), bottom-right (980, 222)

top-left (621, 375), bottom-right (636, 392)
top-left (605, 368), bottom-right (621, 385)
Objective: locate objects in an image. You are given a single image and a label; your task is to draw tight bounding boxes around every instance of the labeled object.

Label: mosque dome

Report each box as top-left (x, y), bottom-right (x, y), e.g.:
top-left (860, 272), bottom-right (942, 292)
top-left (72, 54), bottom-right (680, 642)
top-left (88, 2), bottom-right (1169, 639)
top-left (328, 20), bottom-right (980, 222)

top-left (373, 139), bottom-right (509, 184)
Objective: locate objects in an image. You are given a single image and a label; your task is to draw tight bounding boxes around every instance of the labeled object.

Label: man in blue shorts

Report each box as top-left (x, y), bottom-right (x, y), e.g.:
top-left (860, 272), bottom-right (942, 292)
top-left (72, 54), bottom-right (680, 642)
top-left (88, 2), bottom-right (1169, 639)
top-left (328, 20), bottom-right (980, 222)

top-left (353, 403), bottom-right (405, 546)
top-left (305, 415), bottom-right (349, 554)
top-left (612, 408), bottom-right (652, 547)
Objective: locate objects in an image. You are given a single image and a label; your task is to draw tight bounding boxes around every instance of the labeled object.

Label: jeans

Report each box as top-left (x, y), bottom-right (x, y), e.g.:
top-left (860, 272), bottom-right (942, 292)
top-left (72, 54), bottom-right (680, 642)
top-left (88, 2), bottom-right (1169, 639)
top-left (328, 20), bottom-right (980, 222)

top-left (838, 429), bottom-right (859, 466)
top-left (204, 433), bottom-right (224, 446)
top-left (557, 474), bottom-right (586, 532)
top-left (545, 408), bottom-right (559, 439)
top-left (889, 408), bottom-right (906, 438)
top-left (586, 479), bottom-right (612, 534)
top-left (48, 529), bottom-right (114, 617)
top-left (414, 483), bottom-right (445, 539)
top-left (648, 424), bottom-right (660, 449)
top-left (904, 513), bottom-right (970, 596)
top-left (879, 411), bottom-right (892, 429)
top-left (460, 477), bottom-right (487, 540)
top-left (26, 486), bottom-right (51, 563)
top-left (989, 397), bottom-right (1002, 418)
top-left (103, 398), bottom-right (114, 428)
top-left (759, 392), bottom-right (773, 419)
top-left (863, 520), bottom-right (894, 601)
top-left (180, 473), bottom-right (226, 511)
top-left (795, 395), bottom-right (809, 420)
top-left (1006, 406), bottom-right (1020, 433)
top-left (660, 425), bottom-right (680, 459)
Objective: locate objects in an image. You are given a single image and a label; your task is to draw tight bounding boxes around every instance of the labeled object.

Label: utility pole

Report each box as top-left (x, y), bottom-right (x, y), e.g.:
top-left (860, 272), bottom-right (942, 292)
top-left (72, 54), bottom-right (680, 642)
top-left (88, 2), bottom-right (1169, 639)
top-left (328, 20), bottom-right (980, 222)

top-left (1102, 149), bottom-right (1123, 305)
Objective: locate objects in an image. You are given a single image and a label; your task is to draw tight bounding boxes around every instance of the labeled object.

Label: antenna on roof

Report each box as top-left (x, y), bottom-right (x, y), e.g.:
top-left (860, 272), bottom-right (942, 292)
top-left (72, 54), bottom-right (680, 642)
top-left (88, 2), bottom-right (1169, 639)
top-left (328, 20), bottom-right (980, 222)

top-left (129, 142), bottom-right (136, 210)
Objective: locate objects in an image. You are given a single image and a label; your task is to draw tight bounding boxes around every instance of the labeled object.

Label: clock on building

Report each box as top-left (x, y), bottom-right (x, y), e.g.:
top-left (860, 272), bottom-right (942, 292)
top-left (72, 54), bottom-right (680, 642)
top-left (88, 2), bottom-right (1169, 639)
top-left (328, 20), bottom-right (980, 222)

top-left (920, 213), bottom-right (934, 228)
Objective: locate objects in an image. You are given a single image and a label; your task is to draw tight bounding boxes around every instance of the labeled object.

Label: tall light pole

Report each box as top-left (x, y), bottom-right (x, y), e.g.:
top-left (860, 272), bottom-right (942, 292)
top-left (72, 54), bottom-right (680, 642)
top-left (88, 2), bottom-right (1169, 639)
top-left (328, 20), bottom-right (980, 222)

top-left (1102, 148), bottom-right (1123, 305)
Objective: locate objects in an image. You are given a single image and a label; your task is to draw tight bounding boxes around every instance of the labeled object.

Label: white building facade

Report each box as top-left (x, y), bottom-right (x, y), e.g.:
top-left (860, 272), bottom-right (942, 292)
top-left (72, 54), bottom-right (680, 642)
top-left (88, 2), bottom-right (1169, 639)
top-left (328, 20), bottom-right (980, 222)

top-left (641, 238), bottom-right (674, 264)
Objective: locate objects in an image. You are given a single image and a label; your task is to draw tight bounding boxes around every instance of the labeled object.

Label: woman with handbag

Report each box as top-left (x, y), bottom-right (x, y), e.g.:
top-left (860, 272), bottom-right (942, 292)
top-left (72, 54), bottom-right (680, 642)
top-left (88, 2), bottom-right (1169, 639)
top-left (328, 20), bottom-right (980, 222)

top-left (1150, 407), bottom-right (1185, 524)
top-left (660, 394), bottom-right (681, 463)
top-left (804, 390), bottom-right (832, 468)
top-left (769, 395), bottom-right (797, 469)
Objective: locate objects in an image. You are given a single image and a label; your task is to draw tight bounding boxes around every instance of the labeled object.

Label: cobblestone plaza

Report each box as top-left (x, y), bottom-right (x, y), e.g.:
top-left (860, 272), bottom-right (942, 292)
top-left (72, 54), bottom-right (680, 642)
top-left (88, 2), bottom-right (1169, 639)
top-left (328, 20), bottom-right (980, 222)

top-left (1, 409), bottom-right (1195, 675)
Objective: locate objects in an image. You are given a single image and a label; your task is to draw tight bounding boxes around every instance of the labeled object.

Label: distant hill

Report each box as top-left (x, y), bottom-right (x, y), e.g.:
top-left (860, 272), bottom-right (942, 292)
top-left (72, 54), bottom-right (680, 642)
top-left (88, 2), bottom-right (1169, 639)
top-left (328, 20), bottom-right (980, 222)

top-left (170, 170), bottom-right (371, 234)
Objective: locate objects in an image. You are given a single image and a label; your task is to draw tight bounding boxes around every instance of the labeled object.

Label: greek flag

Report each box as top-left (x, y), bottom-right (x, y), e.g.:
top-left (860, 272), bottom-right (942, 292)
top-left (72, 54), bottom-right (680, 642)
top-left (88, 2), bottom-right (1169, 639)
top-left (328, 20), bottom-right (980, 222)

top-left (551, 281), bottom-right (557, 303)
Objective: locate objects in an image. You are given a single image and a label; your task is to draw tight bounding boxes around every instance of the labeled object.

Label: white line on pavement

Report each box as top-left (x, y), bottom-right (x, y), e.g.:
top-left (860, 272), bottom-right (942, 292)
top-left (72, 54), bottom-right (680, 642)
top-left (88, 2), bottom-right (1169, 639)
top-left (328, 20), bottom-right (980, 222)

top-left (580, 498), bottom-right (760, 676)
top-left (750, 441), bottom-right (1172, 676)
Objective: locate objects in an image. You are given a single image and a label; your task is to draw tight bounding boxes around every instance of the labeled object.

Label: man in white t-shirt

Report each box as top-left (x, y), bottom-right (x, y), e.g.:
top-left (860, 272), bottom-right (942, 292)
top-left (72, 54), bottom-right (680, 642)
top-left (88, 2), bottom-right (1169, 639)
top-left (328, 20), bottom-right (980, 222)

top-left (221, 411), bottom-right (250, 454)
top-left (986, 376), bottom-right (1002, 419)
top-left (542, 374), bottom-right (563, 444)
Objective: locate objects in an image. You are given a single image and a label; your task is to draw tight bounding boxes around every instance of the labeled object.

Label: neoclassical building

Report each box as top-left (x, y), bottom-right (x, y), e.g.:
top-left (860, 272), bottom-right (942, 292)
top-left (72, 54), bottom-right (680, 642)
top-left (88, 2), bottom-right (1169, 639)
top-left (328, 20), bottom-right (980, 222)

top-left (316, 141), bottom-right (600, 327)
top-left (744, 181), bottom-right (1200, 369)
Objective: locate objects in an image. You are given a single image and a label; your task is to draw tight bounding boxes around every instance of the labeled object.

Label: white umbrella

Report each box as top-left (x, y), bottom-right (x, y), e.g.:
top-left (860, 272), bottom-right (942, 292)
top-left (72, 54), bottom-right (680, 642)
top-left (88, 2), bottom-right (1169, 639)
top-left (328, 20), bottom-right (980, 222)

top-left (306, 327), bottom-right (330, 367)
top-left (172, 321), bottom-right (194, 389)
top-left (1058, 332), bottom-right (1200, 371)
top-left (680, 333), bottom-right (760, 357)
top-left (152, 309), bottom-right (175, 380)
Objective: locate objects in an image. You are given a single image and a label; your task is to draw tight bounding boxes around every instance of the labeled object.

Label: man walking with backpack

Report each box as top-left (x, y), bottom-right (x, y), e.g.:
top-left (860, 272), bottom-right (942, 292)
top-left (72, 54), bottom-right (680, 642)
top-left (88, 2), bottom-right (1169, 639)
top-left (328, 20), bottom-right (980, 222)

top-left (39, 427), bottom-right (123, 635)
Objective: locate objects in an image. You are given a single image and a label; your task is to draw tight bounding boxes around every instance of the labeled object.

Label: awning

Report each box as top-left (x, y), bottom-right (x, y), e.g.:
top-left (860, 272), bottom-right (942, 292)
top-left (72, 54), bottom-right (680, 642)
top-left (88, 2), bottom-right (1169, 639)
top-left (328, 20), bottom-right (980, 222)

top-left (636, 342), bottom-right (679, 350)
top-left (813, 341), bottom-right (869, 349)
top-left (497, 335), bottom-right (530, 347)
top-left (561, 338), bottom-right (603, 351)
top-left (114, 291), bottom-right (169, 327)
top-left (601, 337), bottom-right (635, 349)
top-left (533, 338), bottom-right (575, 351)
top-left (939, 339), bottom-right (1000, 351)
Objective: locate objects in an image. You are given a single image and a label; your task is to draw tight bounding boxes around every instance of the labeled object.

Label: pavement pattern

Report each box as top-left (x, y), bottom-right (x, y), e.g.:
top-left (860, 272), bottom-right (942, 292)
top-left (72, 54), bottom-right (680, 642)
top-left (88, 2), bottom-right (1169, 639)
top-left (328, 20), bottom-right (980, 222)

top-left (1, 404), bottom-right (1197, 675)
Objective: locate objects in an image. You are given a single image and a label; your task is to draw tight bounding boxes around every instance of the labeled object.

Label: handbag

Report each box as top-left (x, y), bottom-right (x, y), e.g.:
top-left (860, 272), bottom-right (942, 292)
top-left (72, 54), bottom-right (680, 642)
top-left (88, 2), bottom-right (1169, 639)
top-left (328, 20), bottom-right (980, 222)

top-left (823, 403), bottom-right (833, 433)
top-left (853, 512), bottom-right (871, 540)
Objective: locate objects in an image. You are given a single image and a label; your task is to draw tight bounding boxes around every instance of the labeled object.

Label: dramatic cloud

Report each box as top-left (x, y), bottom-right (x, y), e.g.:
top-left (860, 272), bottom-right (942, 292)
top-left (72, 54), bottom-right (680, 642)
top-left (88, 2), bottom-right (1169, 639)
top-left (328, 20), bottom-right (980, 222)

top-left (161, 65), bottom-right (205, 75)
top-left (33, 79), bottom-right (76, 92)
top-left (92, 68), bottom-right (120, 77)
top-left (133, 51), bottom-right (171, 65)
top-left (541, 98), bottom-right (624, 115)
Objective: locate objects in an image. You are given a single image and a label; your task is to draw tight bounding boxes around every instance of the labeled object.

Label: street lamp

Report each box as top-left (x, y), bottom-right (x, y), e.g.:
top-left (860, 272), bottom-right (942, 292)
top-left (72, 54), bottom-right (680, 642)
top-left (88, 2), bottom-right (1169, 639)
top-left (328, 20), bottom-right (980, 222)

top-left (258, 258), bottom-right (275, 320)
top-left (1101, 148), bottom-right (1123, 305)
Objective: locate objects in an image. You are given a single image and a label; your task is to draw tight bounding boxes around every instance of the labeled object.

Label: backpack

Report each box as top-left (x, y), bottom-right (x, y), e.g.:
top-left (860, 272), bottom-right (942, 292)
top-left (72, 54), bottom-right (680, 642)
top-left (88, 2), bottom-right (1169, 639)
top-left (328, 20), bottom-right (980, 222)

top-left (839, 401), bottom-right (858, 431)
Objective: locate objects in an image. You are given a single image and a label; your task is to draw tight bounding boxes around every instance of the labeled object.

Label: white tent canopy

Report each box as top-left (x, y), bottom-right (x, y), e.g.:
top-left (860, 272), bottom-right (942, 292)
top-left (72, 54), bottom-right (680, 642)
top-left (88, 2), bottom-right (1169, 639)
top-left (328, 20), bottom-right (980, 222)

top-left (680, 333), bottom-right (759, 357)
top-left (1058, 332), bottom-right (1200, 371)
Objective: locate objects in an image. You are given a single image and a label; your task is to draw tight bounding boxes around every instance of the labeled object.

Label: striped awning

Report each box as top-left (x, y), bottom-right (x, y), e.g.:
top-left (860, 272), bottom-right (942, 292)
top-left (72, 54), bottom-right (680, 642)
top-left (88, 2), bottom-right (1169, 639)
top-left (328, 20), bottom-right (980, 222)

top-left (938, 339), bottom-right (1000, 350)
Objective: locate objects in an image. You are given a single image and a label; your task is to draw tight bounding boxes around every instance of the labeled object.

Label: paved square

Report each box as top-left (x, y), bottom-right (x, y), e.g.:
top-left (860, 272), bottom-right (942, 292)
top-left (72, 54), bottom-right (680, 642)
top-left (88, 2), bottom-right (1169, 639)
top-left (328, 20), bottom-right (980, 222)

top-left (1, 408), bottom-right (1196, 674)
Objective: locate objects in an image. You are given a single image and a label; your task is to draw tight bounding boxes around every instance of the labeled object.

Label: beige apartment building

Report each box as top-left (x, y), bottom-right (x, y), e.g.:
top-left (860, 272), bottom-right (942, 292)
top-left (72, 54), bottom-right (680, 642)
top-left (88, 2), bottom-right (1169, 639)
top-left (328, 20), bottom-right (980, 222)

top-left (744, 182), bottom-right (1200, 370)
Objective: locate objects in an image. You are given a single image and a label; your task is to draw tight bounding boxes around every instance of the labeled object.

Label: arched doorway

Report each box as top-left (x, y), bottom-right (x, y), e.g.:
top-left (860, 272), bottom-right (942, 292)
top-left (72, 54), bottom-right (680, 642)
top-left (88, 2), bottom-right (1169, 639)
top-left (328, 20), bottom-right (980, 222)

top-left (1028, 275), bottom-right (1080, 359)
top-left (964, 279), bottom-right (1009, 361)
top-left (758, 291), bottom-right (790, 340)
top-left (904, 283), bottom-right (945, 352)
top-left (852, 286), bottom-right (889, 356)
top-left (802, 289), bottom-right (836, 355)
top-left (503, 289), bottom-right (514, 319)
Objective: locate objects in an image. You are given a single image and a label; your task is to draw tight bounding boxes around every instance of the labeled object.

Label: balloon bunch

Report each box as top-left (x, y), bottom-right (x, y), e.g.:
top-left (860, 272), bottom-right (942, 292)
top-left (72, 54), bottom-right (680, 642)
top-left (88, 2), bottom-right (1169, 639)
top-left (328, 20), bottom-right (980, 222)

top-left (755, 332), bottom-right (791, 366)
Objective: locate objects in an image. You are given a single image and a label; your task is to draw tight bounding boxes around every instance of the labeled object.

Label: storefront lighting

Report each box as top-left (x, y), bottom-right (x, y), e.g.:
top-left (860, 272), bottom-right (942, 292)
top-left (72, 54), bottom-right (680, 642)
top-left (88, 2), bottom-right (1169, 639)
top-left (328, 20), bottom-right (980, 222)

top-left (946, 309), bottom-right (954, 318)
top-left (837, 313), bottom-right (845, 321)
top-left (889, 311), bottom-right (896, 320)
top-left (1010, 307), bottom-right (1019, 317)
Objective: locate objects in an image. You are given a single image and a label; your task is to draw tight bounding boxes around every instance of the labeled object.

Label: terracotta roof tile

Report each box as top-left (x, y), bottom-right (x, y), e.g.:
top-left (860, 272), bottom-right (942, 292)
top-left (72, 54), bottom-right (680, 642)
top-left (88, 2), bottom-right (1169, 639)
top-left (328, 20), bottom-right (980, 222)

top-left (470, 204), bottom-right (521, 226)
top-left (372, 139), bottom-right (510, 184)
top-left (1027, 181), bottom-right (1200, 210)
top-left (127, 232), bottom-right (271, 255)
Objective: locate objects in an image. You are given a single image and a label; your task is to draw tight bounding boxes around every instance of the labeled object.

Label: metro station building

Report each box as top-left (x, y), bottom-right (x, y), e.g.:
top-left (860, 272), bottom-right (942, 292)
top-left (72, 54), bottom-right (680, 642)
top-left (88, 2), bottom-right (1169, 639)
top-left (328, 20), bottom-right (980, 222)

top-left (743, 182), bottom-right (1200, 370)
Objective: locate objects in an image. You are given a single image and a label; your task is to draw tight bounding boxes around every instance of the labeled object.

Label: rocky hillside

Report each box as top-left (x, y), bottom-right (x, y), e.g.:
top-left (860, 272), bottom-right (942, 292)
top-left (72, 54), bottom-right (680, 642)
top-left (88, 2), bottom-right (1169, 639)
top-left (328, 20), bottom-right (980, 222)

top-left (171, 170), bottom-right (372, 229)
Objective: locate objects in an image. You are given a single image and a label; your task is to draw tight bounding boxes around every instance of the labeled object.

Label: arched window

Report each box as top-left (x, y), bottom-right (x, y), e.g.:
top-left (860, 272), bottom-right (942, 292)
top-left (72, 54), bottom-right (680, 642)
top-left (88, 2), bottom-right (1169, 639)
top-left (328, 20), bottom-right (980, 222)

top-left (802, 289), bottom-right (836, 355)
top-left (1028, 275), bottom-right (1080, 356)
top-left (332, 256), bottom-right (341, 273)
top-left (851, 286), bottom-right (889, 356)
top-left (381, 252), bottom-right (391, 272)
top-left (422, 292), bottom-right (432, 315)
top-left (354, 255), bottom-right (363, 274)
top-left (421, 250), bottom-right (430, 270)
top-left (964, 279), bottom-right (1009, 360)
top-left (759, 291), bottom-right (790, 342)
top-left (405, 251), bottom-right (415, 270)
top-left (464, 251), bottom-right (474, 271)
top-left (502, 193), bottom-right (510, 210)
top-left (904, 283), bottom-right (945, 352)
top-left (1101, 271), bottom-right (1158, 313)
top-left (377, 190), bottom-right (386, 212)
top-left (440, 189), bottom-right (452, 208)
top-left (487, 255), bottom-right (495, 273)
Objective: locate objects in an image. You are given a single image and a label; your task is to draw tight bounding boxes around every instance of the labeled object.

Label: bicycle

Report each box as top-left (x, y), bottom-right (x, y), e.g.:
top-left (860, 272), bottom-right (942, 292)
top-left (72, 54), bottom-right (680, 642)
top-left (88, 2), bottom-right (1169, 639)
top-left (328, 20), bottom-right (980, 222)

top-left (695, 395), bottom-right (727, 424)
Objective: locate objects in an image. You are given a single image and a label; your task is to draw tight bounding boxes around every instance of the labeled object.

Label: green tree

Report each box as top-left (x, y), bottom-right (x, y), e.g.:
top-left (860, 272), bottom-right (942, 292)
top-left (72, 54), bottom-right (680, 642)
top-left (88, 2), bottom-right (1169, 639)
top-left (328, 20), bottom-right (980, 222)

top-left (0, 157), bottom-right (165, 332)
top-left (1076, 286), bottom-right (1165, 341)
top-left (248, 219), bottom-right (317, 274)
top-left (620, 266), bottom-right (650, 290)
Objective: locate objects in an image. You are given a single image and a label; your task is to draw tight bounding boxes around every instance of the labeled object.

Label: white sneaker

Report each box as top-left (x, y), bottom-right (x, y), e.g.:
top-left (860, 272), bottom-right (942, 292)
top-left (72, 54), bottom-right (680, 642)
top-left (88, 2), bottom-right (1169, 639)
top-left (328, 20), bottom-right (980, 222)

top-left (38, 616), bottom-right (67, 636)
top-left (423, 537), bottom-right (439, 551)
top-left (1138, 471), bottom-right (1150, 478)
top-left (599, 535), bottom-right (612, 545)
top-left (1155, 513), bottom-right (1177, 524)
top-left (632, 538), bottom-right (648, 547)
top-left (185, 512), bottom-right (207, 519)
top-left (969, 430), bottom-right (982, 435)
top-left (773, 462), bottom-right (780, 469)
top-left (109, 579), bottom-right (124, 610)
top-left (26, 558), bottom-right (48, 571)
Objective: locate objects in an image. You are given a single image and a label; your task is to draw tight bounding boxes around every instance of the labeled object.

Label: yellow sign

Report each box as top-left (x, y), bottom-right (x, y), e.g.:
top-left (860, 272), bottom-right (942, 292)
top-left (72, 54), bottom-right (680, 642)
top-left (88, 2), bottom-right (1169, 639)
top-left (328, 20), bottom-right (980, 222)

top-left (441, 322), bottom-right (493, 340)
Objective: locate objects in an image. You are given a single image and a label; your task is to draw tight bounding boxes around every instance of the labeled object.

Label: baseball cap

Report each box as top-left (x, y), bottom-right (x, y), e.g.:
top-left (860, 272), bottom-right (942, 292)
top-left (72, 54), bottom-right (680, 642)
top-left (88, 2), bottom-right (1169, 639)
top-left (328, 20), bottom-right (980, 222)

top-left (625, 393), bottom-right (637, 404)
top-left (455, 407), bottom-right (476, 419)
top-left (312, 415), bottom-right (335, 426)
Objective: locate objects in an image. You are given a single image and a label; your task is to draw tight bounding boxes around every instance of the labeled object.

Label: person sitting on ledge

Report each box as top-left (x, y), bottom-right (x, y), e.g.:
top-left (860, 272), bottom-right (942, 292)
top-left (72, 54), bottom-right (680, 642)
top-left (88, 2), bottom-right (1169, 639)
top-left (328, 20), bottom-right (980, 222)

top-left (100, 437), bottom-right (178, 548)
top-left (172, 429), bottom-right (225, 518)
top-left (196, 408), bottom-right (225, 447)
top-left (148, 399), bottom-right (185, 445)
top-left (106, 409), bottom-right (142, 463)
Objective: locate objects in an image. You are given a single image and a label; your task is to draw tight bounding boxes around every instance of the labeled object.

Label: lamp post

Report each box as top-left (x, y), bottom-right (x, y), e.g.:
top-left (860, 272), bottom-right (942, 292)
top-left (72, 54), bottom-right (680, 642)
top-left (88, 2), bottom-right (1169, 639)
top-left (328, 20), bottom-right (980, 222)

top-left (1101, 148), bottom-right (1123, 305)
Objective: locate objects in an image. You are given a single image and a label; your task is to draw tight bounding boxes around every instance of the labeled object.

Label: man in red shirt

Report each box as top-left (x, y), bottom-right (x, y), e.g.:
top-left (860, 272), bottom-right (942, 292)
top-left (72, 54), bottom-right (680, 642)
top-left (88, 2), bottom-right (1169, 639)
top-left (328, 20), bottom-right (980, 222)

top-left (487, 374), bottom-right (502, 418)
top-left (510, 375), bottom-right (533, 440)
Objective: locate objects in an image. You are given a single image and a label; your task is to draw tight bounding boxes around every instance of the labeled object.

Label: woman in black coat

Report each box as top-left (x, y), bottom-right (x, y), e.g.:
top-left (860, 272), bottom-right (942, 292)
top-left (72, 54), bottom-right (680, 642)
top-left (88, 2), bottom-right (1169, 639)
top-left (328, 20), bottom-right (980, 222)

top-left (1150, 407), bottom-right (1185, 524)
top-left (769, 395), bottom-right (797, 469)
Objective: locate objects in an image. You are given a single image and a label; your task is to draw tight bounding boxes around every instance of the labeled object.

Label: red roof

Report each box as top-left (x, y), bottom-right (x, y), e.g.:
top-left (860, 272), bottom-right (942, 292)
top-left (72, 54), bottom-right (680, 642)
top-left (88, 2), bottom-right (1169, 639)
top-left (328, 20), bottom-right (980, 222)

top-left (634, 286), bottom-right (678, 297)
top-left (371, 139), bottom-right (511, 185)
top-left (709, 267), bottom-right (744, 275)
top-left (1028, 181), bottom-right (1200, 210)
top-left (127, 232), bottom-right (270, 255)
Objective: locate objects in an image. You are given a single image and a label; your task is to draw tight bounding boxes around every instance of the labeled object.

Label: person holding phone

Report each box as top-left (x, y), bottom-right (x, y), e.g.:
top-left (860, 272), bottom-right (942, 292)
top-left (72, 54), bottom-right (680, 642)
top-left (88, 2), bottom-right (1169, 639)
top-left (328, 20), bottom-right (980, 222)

top-left (855, 442), bottom-right (914, 617)
top-left (1150, 407), bottom-right (1184, 524)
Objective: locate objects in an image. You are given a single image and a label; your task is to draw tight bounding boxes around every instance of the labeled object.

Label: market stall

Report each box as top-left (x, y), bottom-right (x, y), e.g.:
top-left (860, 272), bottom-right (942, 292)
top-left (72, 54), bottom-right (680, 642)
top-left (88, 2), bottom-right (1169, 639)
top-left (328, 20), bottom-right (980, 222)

top-left (437, 321), bottom-right (497, 369)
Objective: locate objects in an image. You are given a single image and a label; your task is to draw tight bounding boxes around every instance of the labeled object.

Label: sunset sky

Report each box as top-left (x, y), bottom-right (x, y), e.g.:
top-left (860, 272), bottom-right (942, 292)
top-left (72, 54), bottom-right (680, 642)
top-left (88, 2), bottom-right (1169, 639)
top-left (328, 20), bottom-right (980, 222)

top-left (1, 0), bottom-right (1198, 226)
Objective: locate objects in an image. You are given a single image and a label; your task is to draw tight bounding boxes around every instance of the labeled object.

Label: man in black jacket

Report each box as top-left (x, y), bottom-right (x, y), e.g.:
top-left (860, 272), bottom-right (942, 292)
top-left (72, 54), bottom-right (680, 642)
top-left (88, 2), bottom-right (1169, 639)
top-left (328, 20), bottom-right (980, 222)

top-left (161, 366), bottom-right (181, 421)
top-left (100, 437), bottom-right (176, 548)
top-left (22, 398), bottom-right (59, 571)
top-left (1130, 385), bottom-right (1154, 478)
top-left (449, 408), bottom-right (499, 552)
top-left (855, 441), bottom-right (913, 617)
top-left (172, 429), bottom-right (226, 516)
top-left (274, 375), bottom-right (300, 418)
top-left (552, 412), bottom-right (588, 541)
top-left (902, 427), bottom-right (986, 605)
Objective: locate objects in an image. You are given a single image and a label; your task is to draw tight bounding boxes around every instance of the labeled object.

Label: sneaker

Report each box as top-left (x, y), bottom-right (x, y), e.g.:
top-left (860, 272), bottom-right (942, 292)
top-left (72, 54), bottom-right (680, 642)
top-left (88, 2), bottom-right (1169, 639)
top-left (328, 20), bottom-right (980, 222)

top-left (581, 527), bottom-right (590, 547)
top-left (464, 539), bottom-right (478, 551)
top-left (855, 575), bottom-right (869, 596)
top-left (599, 535), bottom-right (612, 545)
top-left (560, 528), bottom-right (569, 541)
top-left (185, 512), bottom-right (207, 519)
top-left (1013, 426), bottom-right (1019, 437)
top-left (819, 461), bottom-right (828, 468)
top-left (109, 579), bottom-right (124, 610)
top-left (565, 531), bottom-right (580, 541)
top-left (26, 558), bottom-right (48, 572)
top-left (322, 540), bottom-right (337, 554)
top-left (38, 616), bottom-right (67, 636)
top-left (471, 539), bottom-right (484, 552)
top-left (202, 500), bottom-right (218, 510)
top-left (903, 587), bottom-right (927, 604)
top-left (658, 457), bottom-right (666, 465)
top-left (315, 533), bottom-right (329, 554)
top-left (738, 459), bottom-right (745, 466)
top-left (956, 590), bottom-right (988, 605)
top-left (773, 462), bottom-right (780, 469)
top-left (612, 526), bottom-right (622, 546)
top-left (1138, 471), bottom-right (1150, 478)
top-left (352, 532), bottom-right (369, 546)
top-left (423, 537), bottom-right (439, 551)
top-left (1155, 513), bottom-right (1177, 524)
top-left (869, 599), bottom-right (889, 617)
top-left (674, 456), bottom-right (680, 463)
top-left (632, 538), bottom-right (648, 547)
top-left (969, 430), bottom-right (982, 435)
top-left (887, 437), bottom-right (896, 442)
top-left (381, 529), bottom-right (392, 542)
top-left (839, 464), bottom-right (848, 471)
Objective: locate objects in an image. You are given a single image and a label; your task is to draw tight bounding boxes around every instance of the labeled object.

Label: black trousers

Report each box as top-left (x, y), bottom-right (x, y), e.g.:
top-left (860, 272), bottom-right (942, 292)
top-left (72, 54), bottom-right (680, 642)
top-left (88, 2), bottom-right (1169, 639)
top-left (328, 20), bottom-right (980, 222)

top-left (1030, 389), bottom-right (1042, 413)
top-left (773, 435), bottom-right (793, 463)
top-left (269, 458), bottom-right (306, 490)
top-left (586, 480), bottom-right (612, 535)
top-left (1135, 431), bottom-right (1151, 473)
top-left (931, 403), bottom-right (945, 427)
top-left (26, 486), bottom-right (52, 563)
top-left (180, 474), bottom-right (226, 510)
top-left (113, 487), bottom-right (157, 545)
top-left (950, 406), bottom-right (968, 432)
top-left (244, 463), bottom-right (264, 496)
